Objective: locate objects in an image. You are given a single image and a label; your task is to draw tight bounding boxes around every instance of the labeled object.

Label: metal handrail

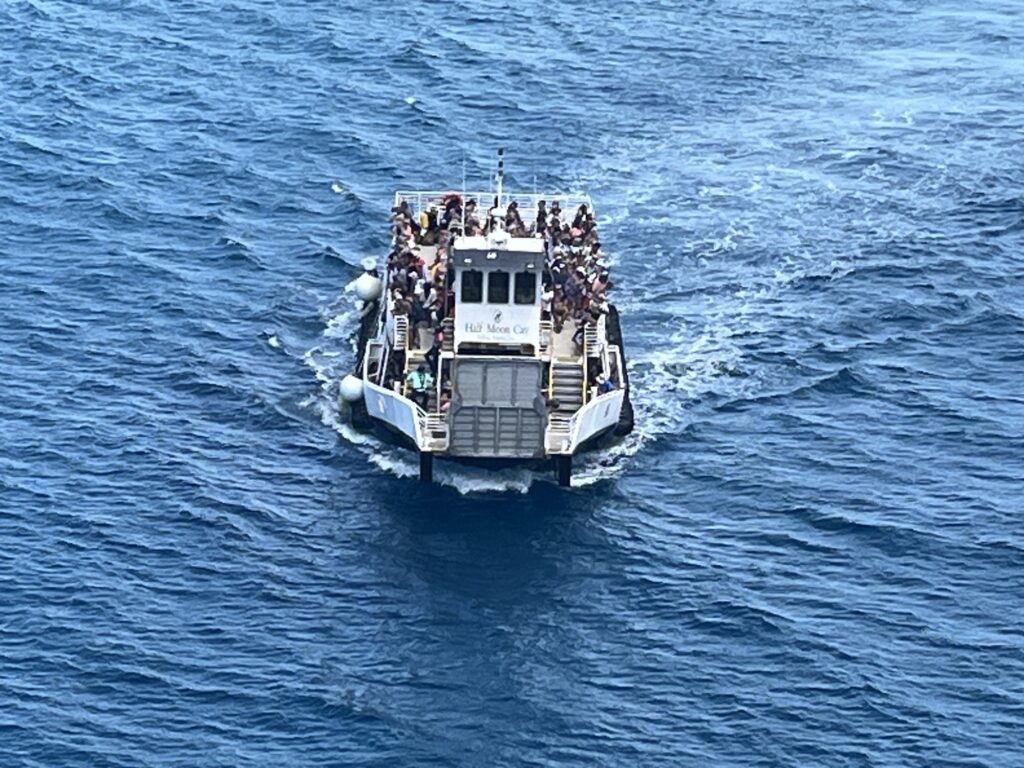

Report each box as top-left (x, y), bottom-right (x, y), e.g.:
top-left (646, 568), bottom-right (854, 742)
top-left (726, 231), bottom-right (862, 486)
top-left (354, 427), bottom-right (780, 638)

top-left (538, 320), bottom-right (553, 358)
top-left (394, 190), bottom-right (595, 219)
top-left (581, 332), bottom-right (589, 404)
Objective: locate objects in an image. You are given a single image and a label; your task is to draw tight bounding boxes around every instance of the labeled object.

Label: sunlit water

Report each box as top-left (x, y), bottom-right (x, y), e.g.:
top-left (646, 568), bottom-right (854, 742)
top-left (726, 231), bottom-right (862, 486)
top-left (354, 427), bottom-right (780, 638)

top-left (2, 1), bottom-right (1023, 765)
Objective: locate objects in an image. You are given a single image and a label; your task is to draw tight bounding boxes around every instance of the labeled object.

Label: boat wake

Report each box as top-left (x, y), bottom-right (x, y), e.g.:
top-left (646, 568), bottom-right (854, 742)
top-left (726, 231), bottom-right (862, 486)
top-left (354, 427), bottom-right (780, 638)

top-left (299, 281), bottom-right (748, 495)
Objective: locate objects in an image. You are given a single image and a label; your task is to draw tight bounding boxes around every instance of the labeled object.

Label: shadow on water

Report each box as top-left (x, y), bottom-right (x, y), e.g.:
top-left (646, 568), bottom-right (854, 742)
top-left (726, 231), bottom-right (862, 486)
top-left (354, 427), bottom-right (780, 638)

top-left (314, 473), bottom-right (629, 759)
top-left (359, 475), bottom-right (608, 595)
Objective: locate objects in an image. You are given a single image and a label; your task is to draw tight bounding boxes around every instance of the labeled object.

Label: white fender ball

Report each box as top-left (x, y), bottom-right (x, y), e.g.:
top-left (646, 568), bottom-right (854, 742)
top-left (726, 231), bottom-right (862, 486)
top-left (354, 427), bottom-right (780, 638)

top-left (354, 272), bottom-right (382, 302)
top-left (339, 375), bottom-right (364, 402)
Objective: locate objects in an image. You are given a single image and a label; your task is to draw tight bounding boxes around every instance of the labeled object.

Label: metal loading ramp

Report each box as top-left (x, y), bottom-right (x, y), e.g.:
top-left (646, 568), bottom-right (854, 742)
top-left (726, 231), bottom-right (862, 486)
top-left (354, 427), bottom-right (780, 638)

top-left (448, 358), bottom-right (546, 458)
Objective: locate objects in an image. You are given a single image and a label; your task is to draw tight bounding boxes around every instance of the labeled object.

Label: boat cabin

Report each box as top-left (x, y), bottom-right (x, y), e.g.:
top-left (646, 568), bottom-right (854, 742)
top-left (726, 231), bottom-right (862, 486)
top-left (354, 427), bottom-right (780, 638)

top-left (451, 230), bottom-right (545, 355)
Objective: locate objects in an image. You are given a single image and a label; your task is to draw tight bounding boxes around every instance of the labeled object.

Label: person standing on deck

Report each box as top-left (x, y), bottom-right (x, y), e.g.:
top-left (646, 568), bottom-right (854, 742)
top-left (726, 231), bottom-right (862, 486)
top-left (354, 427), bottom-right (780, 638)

top-left (535, 200), bottom-right (547, 234)
top-left (406, 365), bottom-right (433, 410)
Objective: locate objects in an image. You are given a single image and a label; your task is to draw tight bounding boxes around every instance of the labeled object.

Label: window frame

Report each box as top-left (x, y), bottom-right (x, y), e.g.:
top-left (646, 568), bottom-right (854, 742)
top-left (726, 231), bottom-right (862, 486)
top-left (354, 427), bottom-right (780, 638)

top-left (487, 270), bottom-right (510, 304)
top-left (461, 270), bottom-right (483, 303)
top-left (514, 270), bottom-right (537, 305)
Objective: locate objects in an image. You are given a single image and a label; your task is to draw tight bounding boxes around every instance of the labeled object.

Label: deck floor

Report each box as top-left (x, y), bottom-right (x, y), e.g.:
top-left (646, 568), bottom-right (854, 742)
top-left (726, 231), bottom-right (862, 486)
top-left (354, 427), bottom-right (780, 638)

top-left (550, 323), bottom-right (581, 361)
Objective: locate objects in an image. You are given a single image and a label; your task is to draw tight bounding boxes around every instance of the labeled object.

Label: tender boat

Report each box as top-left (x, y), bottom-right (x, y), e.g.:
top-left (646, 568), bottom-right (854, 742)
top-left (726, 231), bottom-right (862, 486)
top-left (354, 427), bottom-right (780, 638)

top-left (341, 154), bottom-right (633, 486)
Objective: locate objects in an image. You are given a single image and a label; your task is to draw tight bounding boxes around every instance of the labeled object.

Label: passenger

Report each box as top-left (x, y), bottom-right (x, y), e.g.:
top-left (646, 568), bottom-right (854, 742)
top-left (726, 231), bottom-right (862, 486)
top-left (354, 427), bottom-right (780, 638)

top-left (572, 304), bottom-right (603, 349)
top-left (540, 286), bottom-right (554, 320)
top-left (505, 201), bottom-right (524, 231)
top-left (423, 281), bottom-right (441, 324)
top-left (441, 196), bottom-right (461, 230)
top-left (596, 373), bottom-right (615, 394)
top-left (536, 200), bottom-right (547, 234)
top-left (419, 205), bottom-right (439, 245)
top-left (550, 262), bottom-right (568, 290)
top-left (392, 292), bottom-right (411, 317)
top-left (571, 315), bottom-right (586, 348)
top-left (564, 269), bottom-right (583, 309)
top-left (573, 204), bottom-right (588, 230)
top-left (582, 212), bottom-right (597, 235)
top-left (483, 201), bottom-right (497, 234)
top-left (406, 364), bottom-right (432, 409)
top-left (439, 388), bottom-right (452, 413)
top-left (409, 294), bottom-right (429, 330)
top-left (551, 288), bottom-right (570, 333)
top-left (559, 223), bottom-right (572, 246)
top-left (428, 250), bottom-right (446, 281)
top-left (425, 340), bottom-right (440, 378)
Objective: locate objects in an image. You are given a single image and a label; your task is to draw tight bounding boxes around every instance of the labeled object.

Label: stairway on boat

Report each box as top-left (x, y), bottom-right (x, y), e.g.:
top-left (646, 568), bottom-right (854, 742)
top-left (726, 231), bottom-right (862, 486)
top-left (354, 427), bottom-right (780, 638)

top-left (404, 346), bottom-right (440, 411)
top-left (441, 317), bottom-right (454, 353)
top-left (550, 361), bottom-right (584, 415)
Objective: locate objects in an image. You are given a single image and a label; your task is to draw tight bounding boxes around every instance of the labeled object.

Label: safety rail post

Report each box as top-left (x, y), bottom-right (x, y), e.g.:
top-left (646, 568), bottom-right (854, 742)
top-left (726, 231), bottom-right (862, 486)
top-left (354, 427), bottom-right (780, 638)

top-left (538, 320), bottom-right (553, 358)
top-left (581, 332), bottom-right (589, 405)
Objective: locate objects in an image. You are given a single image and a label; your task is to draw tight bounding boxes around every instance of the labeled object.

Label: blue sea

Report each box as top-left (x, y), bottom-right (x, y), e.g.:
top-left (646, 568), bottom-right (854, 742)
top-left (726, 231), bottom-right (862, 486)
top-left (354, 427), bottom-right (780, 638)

top-left (2, 1), bottom-right (1023, 765)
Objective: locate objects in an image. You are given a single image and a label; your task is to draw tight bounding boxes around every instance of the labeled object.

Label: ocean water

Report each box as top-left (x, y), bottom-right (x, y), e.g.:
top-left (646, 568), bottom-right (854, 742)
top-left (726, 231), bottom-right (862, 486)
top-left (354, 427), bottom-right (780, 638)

top-left (2, 0), bottom-right (1023, 765)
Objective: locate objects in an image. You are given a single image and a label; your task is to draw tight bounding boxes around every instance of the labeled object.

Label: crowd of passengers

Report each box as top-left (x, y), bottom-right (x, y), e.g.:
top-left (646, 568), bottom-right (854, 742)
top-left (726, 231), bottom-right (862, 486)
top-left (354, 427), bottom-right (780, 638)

top-left (384, 196), bottom-right (614, 410)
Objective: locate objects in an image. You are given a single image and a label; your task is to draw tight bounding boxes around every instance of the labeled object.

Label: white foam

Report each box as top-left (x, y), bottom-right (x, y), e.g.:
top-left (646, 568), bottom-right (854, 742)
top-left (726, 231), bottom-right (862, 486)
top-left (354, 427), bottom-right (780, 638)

top-left (299, 219), bottom-right (783, 494)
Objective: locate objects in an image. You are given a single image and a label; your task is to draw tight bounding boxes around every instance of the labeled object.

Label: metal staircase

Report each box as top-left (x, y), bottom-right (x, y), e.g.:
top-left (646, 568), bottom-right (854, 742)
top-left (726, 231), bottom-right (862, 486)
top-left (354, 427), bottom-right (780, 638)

top-left (550, 361), bottom-right (584, 414)
top-left (441, 317), bottom-right (454, 353)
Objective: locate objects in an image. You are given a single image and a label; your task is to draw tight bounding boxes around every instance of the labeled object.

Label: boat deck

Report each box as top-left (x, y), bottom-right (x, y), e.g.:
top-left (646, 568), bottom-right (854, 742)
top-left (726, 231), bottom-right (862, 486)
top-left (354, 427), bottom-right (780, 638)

top-left (550, 324), bottom-right (581, 362)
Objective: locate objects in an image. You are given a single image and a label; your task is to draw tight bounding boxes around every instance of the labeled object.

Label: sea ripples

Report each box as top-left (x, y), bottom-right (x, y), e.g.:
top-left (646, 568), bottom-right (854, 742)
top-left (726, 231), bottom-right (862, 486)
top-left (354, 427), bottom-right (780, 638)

top-left (2, 0), bottom-right (1023, 765)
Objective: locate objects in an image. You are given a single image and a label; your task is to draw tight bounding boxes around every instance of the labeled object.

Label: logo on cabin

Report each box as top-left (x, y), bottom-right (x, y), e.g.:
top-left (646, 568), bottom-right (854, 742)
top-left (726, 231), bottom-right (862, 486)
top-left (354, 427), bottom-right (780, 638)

top-left (493, 310), bottom-right (503, 324)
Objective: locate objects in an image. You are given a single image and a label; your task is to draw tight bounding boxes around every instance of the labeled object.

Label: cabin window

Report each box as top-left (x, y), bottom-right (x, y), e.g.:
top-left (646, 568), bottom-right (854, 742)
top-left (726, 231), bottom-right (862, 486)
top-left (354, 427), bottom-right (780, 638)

top-left (487, 271), bottom-right (510, 304)
top-left (461, 270), bottom-right (483, 303)
top-left (514, 271), bottom-right (536, 305)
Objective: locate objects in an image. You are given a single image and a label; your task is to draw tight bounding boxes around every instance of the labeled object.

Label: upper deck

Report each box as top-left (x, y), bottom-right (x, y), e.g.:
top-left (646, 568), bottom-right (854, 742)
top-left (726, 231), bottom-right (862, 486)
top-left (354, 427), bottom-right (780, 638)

top-left (394, 190), bottom-right (594, 224)
top-left (359, 184), bottom-right (623, 464)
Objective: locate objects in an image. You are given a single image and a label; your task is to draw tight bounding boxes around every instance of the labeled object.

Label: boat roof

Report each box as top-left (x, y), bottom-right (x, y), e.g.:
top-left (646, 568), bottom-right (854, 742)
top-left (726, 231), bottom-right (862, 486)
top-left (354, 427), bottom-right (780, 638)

top-left (454, 234), bottom-right (545, 252)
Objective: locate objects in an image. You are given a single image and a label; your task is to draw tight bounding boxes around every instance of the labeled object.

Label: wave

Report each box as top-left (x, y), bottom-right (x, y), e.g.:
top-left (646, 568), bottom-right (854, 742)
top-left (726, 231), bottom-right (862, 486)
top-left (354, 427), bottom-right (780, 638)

top-left (301, 279), bottom-right (761, 493)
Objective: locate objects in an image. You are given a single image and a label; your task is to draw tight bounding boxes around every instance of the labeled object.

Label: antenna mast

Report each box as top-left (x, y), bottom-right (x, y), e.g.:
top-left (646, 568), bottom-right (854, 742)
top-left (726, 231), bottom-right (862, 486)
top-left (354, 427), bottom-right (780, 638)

top-left (495, 148), bottom-right (505, 209)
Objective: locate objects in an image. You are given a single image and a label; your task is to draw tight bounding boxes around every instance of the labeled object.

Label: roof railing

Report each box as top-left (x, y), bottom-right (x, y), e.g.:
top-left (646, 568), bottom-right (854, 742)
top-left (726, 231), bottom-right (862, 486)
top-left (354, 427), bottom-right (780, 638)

top-left (394, 190), bottom-right (594, 219)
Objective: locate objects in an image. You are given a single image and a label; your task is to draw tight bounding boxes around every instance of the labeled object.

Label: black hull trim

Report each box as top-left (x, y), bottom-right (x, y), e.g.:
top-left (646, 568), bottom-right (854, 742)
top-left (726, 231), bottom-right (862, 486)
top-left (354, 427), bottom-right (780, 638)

top-left (605, 303), bottom-right (634, 436)
top-left (348, 297), bottom-right (379, 432)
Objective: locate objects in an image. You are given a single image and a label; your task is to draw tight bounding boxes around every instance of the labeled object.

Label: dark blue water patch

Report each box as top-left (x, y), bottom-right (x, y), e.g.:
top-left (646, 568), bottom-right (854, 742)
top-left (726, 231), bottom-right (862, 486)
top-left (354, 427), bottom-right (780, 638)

top-left (4, 0), bottom-right (1024, 765)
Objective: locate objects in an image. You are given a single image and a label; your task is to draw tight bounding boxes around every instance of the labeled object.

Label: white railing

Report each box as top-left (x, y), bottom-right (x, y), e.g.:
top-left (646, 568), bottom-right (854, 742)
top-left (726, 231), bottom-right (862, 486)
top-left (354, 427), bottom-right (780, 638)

top-left (545, 415), bottom-right (573, 454)
top-left (363, 342), bottom-right (385, 385)
top-left (538, 320), bottom-right (553, 358)
top-left (394, 190), bottom-right (595, 219)
top-left (584, 324), bottom-right (600, 358)
top-left (421, 412), bottom-right (450, 452)
top-left (393, 314), bottom-right (409, 351)
top-left (608, 344), bottom-right (624, 389)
